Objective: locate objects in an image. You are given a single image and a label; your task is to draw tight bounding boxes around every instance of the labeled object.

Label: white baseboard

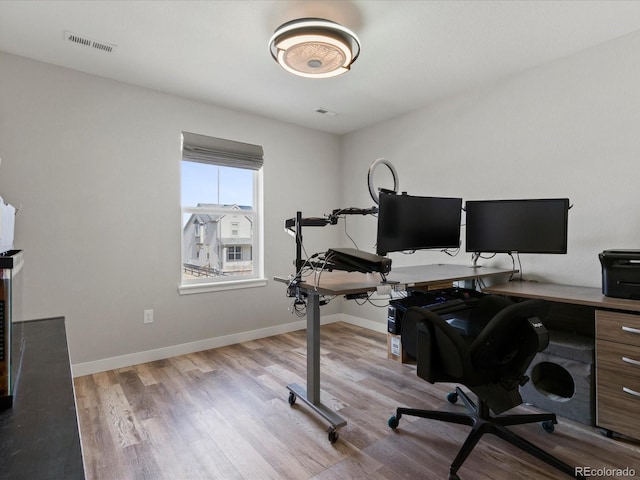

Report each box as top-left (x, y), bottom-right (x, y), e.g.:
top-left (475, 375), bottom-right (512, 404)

top-left (339, 313), bottom-right (388, 333)
top-left (72, 313), bottom-right (350, 377)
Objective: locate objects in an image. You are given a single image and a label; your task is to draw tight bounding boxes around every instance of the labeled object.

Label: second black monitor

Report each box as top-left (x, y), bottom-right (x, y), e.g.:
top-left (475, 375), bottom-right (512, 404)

top-left (465, 198), bottom-right (570, 254)
top-left (377, 192), bottom-right (463, 256)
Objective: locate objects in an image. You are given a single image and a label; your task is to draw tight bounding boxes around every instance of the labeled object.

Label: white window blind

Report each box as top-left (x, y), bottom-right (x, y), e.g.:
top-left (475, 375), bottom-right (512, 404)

top-left (181, 131), bottom-right (264, 170)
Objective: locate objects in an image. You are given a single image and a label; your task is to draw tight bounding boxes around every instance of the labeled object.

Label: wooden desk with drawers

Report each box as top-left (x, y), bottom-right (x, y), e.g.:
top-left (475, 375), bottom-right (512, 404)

top-left (483, 281), bottom-right (640, 440)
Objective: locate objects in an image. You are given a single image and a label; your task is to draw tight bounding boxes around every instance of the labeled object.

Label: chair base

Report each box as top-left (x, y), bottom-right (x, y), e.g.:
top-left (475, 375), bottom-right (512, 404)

top-left (389, 387), bottom-right (584, 479)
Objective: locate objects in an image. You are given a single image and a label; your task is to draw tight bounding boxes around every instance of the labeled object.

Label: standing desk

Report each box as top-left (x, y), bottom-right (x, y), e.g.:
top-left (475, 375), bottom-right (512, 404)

top-left (275, 264), bottom-right (516, 442)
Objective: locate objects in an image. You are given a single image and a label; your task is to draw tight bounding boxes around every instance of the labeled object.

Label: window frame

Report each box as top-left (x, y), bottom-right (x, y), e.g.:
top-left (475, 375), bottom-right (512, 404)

top-left (178, 134), bottom-right (266, 295)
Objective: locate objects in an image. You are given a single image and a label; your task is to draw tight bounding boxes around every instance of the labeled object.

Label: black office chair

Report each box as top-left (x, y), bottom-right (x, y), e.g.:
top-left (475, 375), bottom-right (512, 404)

top-left (388, 297), bottom-right (584, 480)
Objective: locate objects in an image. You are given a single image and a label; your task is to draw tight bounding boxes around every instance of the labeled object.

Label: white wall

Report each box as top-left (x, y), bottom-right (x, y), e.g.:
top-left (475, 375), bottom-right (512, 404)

top-left (339, 31), bottom-right (640, 325)
top-left (3, 28), bottom-right (640, 371)
top-left (0, 52), bottom-right (343, 371)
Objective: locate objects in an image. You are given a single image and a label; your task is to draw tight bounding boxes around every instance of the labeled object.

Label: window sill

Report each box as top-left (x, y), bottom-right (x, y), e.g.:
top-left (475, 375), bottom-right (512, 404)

top-left (178, 277), bottom-right (268, 295)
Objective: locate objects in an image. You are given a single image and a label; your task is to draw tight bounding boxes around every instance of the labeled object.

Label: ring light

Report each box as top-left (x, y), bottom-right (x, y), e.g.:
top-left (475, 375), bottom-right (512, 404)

top-left (367, 158), bottom-right (398, 204)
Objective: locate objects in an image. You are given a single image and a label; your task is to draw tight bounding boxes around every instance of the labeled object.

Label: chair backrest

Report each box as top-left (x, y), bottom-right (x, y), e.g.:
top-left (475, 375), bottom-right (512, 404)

top-left (404, 296), bottom-right (549, 388)
top-left (402, 294), bottom-right (514, 362)
top-left (468, 295), bottom-right (514, 336)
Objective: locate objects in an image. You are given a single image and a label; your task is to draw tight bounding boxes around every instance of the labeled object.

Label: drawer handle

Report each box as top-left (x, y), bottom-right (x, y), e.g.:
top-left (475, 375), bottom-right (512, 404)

top-left (622, 326), bottom-right (640, 335)
top-left (623, 387), bottom-right (640, 398)
top-left (622, 356), bottom-right (640, 367)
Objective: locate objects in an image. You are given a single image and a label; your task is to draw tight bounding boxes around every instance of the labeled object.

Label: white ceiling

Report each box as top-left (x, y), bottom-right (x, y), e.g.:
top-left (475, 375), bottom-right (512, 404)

top-left (2, 1), bottom-right (640, 135)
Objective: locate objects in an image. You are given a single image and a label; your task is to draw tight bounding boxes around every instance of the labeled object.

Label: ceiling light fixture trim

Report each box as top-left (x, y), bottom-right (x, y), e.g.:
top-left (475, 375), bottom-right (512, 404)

top-left (269, 18), bottom-right (360, 78)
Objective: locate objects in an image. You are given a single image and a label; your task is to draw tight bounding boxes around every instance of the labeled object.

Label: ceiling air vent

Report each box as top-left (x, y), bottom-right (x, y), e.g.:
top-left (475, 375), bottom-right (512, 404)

top-left (64, 31), bottom-right (117, 54)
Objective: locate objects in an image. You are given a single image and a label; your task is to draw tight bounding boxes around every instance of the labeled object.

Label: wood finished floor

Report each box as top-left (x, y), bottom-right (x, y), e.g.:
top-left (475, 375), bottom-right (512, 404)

top-left (75, 322), bottom-right (640, 480)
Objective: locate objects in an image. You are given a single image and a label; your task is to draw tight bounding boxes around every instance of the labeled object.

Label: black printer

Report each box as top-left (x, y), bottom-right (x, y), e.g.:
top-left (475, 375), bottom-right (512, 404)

top-left (599, 250), bottom-right (640, 299)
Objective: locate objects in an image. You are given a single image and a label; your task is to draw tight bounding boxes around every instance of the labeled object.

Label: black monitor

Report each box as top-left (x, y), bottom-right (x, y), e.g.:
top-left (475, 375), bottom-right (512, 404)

top-left (376, 192), bottom-right (462, 256)
top-left (465, 198), bottom-right (569, 254)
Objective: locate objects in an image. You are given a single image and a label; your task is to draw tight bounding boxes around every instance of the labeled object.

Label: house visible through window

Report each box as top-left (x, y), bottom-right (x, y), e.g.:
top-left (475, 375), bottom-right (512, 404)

top-left (180, 132), bottom-right (264, 292)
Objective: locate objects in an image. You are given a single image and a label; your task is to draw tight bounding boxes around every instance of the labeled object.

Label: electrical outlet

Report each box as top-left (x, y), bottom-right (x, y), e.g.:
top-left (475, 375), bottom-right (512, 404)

top-left (143, 309), bottom-right (154, 324)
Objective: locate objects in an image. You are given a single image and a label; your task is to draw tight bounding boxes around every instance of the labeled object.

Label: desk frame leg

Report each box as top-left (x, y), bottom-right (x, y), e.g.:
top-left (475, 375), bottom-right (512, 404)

top-left (286, 291), bottom-right (347, 441)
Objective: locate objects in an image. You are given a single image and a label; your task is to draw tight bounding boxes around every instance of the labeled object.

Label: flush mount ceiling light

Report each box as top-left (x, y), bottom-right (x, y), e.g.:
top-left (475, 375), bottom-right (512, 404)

top-left (269, 18), bottom-right (360, 78)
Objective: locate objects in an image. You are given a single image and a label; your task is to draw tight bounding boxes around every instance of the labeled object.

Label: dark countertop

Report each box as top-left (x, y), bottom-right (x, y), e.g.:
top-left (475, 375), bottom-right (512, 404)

top-left (0, 317), bottom-right (85, 479)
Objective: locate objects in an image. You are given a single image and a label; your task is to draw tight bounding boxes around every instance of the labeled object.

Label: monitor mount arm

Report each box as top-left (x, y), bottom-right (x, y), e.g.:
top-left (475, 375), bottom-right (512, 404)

top-left (284, 206), bottom-right (380, 282)
top-left (471, 252), bottom-right (482, 268)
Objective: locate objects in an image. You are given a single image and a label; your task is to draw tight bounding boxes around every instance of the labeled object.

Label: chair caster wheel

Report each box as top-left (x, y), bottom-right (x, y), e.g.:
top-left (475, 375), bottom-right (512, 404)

top-left (447, 392), bottom-right (458, 404)
top-left (288, 392), bottom-right (296, 406)
top-left (388, 415), bottom-right (400, 429)
top-left (328, 428), bottom-right (339, 444)
top-left (448, 471), bottom-right (460, 480)
top-left (541, 420), bottom-right (555, 433)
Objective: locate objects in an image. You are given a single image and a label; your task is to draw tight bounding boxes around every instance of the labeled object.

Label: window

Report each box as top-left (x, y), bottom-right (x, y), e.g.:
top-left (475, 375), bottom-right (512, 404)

top-left (179, 132), bottom-right (266, 294)
top-left (227, 245), bottom-right (242, 261)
